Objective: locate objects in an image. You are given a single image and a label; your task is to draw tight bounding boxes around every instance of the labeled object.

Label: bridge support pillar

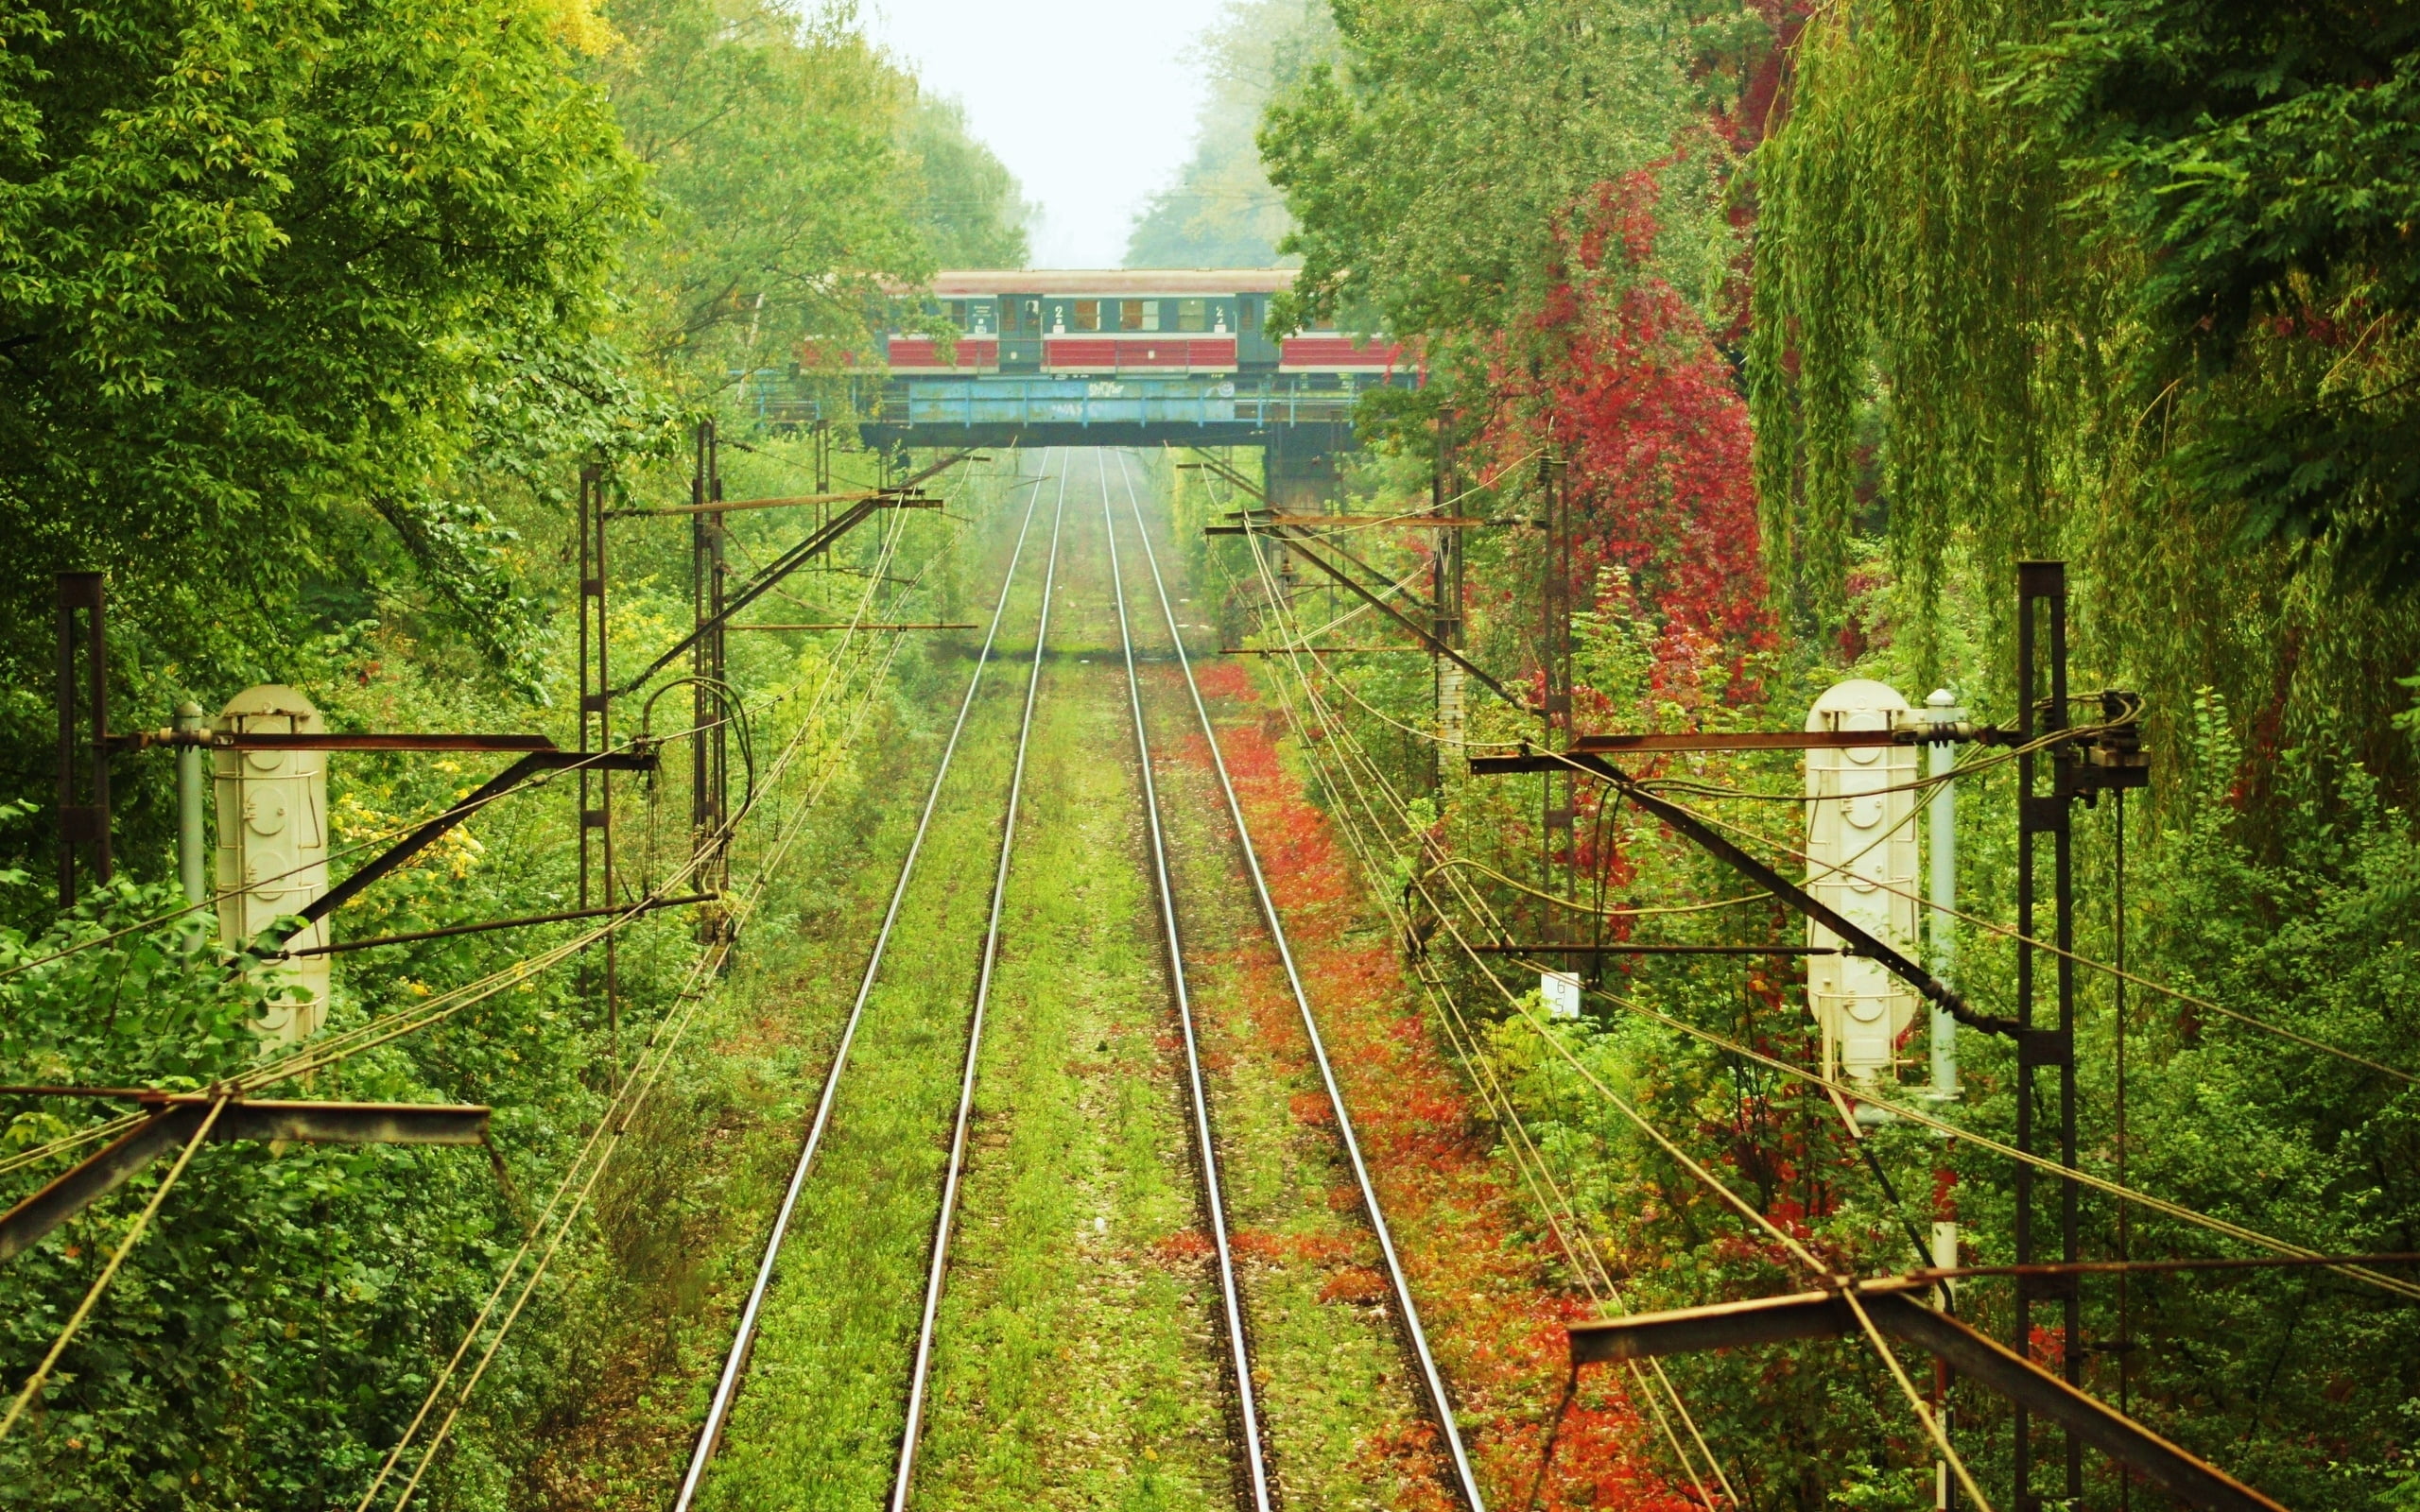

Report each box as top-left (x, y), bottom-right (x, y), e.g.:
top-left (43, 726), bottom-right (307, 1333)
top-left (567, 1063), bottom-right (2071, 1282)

top-left (1264, 421), bottom-right (1353, 510)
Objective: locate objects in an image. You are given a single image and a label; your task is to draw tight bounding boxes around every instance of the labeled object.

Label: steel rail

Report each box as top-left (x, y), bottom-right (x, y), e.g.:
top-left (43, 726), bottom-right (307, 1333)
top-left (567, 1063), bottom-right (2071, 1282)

top-left (1099, 458), bottom-right (1275, 1510)
top-left (369, 553), bottom-right (932, 1512)
top-left (1113, 450), bottom-right (1489, 1512)
top-left (670, 452), bottom-right (1055, 1512)
top-left (888, 455), bottom-right (1069, 1509)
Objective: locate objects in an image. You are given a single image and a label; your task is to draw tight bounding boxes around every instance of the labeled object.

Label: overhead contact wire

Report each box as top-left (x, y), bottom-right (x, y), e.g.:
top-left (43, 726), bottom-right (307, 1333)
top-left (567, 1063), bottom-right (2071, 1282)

top-left (1100, 456), bottom-right (1275, 1511)
top-left (1114, 450), bottom-right (1491, 1512)
top-left (889, 454), bottom-right (1068, 1509)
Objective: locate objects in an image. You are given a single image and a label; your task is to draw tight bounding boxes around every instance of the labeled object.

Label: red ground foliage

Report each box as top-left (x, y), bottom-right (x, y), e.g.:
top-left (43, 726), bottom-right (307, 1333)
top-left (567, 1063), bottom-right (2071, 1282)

top-left (1167, 665), bottom-right (1702, 1512)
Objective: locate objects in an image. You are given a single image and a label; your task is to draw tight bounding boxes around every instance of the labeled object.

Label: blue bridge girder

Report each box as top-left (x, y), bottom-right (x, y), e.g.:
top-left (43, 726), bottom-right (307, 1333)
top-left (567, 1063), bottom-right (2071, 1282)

top-left (742, 372), bottom-right (1395, 452)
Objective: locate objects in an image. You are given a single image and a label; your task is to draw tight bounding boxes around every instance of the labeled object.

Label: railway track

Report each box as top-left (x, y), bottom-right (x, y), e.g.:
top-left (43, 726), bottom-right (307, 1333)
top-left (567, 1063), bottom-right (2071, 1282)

top-left (671, 451), bottom-right (1060, 1512)
top-left (673, 447), bottom-right (1479, 1512)
top-left (1099, 457), bottom-right (1275, 1512)
top-left (888, 454), bottom-right (1067, 1503)
top-left (1106, 447), bottom-right (1487, 1512)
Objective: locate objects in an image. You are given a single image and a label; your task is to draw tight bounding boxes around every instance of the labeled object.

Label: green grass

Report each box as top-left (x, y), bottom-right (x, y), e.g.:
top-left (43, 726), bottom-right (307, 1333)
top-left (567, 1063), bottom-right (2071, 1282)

top-left (912, 491), bottom-right (1232, 1508)
top-left (692, 511), bottom-right (1049, 1512)
top-left (1115, 474), bottom-right (1443, 1512)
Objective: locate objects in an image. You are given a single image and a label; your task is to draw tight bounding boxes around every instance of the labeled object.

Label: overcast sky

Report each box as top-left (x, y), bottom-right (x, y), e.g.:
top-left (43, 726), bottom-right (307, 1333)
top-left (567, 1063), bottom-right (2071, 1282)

top-left (860, 0), bottom-right (1231, 268)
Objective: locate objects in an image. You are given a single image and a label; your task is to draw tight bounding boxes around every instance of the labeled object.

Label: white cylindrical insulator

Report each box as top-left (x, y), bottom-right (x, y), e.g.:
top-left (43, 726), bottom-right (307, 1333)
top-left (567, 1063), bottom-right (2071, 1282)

top-left (1925, 687), bottom-right (1963, 1101)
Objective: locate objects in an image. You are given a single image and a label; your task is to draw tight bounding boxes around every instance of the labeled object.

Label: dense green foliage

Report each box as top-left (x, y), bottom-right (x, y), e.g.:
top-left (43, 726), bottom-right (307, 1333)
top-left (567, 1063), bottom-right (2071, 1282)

top-left (1230, 0), bottom-right (2420, 1506)
top-left (595, 0), bottom-right (1027, 396)
top-left (0, 0), bottom-right (640, 807)
top-left (0, 0), bottom-right (1028, 1503)
top-left (1124, 0), bottom-right (1331, 269)
top-left (1752, 0), bottom-right (2420, 791)
top-left (2022, 0), bottom-right (2420, 590)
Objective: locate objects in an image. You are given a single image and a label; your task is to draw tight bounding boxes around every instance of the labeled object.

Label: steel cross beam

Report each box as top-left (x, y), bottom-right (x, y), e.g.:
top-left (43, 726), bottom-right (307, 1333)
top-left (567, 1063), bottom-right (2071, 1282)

top-left (0, 1097), bottom-right (491, 1263)
top-left (1567, 1286), bottom-right (2288, 1512)
top-left (612, 490), bottom-right (943, 696)
top-left (1245, 524), bottom-right (1525, 711)
top-left (1467, 748), bottom-right (2028, 1041)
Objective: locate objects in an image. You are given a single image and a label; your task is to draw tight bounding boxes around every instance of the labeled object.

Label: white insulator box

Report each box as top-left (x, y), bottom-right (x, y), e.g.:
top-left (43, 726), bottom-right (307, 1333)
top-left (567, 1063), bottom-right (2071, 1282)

top-left (1437, 664), bottom-right (1465, 748)
top-left (216, 685), bottom-right (330, 1041)
top-left (1804, 679), bottom-right (1919, 1082)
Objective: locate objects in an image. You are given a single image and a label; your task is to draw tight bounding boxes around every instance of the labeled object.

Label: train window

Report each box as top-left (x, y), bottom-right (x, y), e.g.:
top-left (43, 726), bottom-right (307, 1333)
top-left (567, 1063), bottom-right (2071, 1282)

top-left (1238, 298), bottom-right (1258, 332)
top-left (944, 301), bottom-right (966, 329)
top-left (1073, 300), bottom-right (1099, 332)
top-left (1176, 298), bottom-right (1207, 332)
top-left (1119, 300), bottom-right (1145, 331)
top-left (1141, 301), bottom-right (1161, 332)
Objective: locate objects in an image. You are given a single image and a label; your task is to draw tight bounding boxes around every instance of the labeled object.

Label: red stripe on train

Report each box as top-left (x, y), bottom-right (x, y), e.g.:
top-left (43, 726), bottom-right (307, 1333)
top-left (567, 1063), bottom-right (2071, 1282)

top-left (1043, 337), bottom-right (1237, 372)
top-left (1277, 335), bottom-right (1405, 370)
top-left (884, 336), bottom-right (999, 371)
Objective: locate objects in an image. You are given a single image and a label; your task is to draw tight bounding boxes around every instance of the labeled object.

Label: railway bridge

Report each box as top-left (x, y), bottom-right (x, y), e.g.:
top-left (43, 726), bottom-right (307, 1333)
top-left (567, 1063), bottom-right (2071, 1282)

top-left (743, 268), bottom-right (1413, 506)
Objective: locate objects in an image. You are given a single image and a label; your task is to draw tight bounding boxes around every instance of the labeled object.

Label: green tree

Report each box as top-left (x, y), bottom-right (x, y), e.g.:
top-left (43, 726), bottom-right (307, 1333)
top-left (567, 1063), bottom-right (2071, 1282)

top-left (0, 0), bottom-right (641, 883)
top-left (901, 94), bottom-right (1032, 268)
top-left (1126, 0), bottom-right (1335, 269)
top-left (2017, 0), bottom-right (2420, 593)
top-left (594, 0), bottom-right (1033, 398)
top-left (1749, 0), bottom-right (2420, 794)
top-left (1259, 0), bottom-right (1753, 365)
top-left (594, 0), bottom-right (925, 395)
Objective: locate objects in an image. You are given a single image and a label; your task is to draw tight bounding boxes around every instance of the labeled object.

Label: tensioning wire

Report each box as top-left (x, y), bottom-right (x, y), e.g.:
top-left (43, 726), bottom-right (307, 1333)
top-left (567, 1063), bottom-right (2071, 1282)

top-left (1508, 959), bottom-right (2420, 1303)
top-left (1118, 448), bottom-right (1491, 1512)
top-left (1236, 551), bottom-right (1734, 1510)
top-left (0, 1094), bottom-right (232, 1443)
top-left (1236, 524), bottom-right (1987, 1496)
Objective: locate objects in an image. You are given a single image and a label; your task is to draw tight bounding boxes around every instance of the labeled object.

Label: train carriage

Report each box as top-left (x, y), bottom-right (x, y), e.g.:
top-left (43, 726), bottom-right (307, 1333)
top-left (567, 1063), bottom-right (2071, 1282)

top-left (876, 269), bottom-right (1408, 380)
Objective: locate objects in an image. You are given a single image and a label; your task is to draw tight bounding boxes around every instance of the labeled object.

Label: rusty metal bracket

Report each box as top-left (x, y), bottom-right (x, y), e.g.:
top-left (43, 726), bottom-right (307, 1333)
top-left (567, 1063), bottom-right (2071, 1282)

top-left (0, 1097), bottom-right (491, 1263)
top-left (1568, 1286), bottom-right (2288, 1512)
top-left (265, 747), bottom-right (657, 946)
top-left (1469, 748), bottom-right (2021, 1039)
